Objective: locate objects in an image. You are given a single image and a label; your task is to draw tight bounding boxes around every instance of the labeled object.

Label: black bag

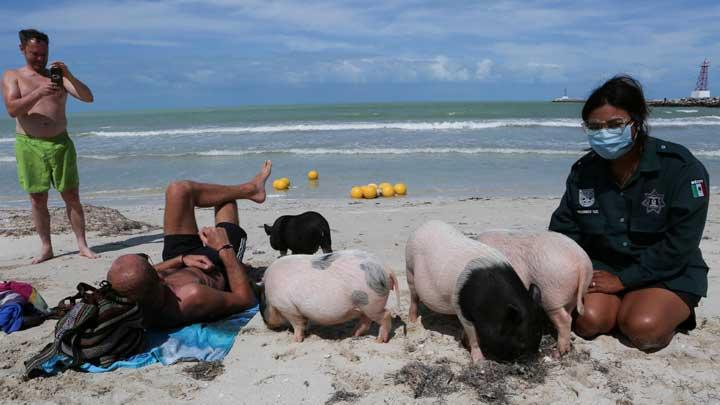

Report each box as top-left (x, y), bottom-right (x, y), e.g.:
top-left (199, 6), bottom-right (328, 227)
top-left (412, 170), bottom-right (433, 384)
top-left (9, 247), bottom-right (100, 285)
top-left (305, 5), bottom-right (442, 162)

top-left (24, 281), bottom-right (145, 377)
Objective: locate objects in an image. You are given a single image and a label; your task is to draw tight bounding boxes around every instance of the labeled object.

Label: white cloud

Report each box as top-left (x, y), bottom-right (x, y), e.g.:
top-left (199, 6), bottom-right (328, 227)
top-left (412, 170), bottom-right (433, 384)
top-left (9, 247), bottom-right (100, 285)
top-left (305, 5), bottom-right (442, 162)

top-left (428, 56), bottom-right (470, 81)
top-left (112, 39), bottom-right (183, 48)
top-left (184, 69), bottom-right (218, 83)
top-left (475, 59), bottom-right (494, 80)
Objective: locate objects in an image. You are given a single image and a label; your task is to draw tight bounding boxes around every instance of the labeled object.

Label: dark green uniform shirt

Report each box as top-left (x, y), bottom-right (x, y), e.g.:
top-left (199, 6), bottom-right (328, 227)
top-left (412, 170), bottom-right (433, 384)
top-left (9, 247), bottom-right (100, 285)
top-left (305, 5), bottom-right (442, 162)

top-left (549, 136), bottom-right (709, 297)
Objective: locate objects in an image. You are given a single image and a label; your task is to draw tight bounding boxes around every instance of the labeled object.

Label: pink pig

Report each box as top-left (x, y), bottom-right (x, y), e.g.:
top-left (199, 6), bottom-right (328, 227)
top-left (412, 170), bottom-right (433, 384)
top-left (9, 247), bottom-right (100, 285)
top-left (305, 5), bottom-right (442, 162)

top-left (406, 220), bottom-right (544, 363)
top-left (260, 249), bottom-right (400, 343)
top-left (476, 230), bottom-right (593, 355)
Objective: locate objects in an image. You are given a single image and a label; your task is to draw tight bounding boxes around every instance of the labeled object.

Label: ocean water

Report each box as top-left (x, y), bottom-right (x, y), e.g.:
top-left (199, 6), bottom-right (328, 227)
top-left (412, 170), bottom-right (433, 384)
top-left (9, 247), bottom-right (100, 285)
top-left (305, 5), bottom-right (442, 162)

top-left (1, 102), bottom-right (719, 207)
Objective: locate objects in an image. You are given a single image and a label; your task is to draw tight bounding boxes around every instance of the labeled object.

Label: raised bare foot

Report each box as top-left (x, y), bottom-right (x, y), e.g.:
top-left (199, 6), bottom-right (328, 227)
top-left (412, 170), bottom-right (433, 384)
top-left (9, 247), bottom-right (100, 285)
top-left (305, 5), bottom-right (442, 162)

top-left (249, 160), bottom-right (272, 203)
top-left (31, 247), bottom-right (54, 264)
top-left (79, 246), bottom-right (99, 259)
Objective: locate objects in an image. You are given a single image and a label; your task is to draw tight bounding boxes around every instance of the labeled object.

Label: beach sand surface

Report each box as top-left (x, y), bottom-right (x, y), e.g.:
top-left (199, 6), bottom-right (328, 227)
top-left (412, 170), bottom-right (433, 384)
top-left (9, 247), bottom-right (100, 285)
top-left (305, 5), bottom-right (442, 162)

top-left (1, 196), bottom-right (718, 404)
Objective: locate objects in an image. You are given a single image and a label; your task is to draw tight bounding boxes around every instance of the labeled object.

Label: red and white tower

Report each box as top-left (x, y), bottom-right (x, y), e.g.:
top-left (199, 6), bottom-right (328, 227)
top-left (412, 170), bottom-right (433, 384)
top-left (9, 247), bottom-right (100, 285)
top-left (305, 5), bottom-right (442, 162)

top-left (691, 59), bottom-right (711, 98)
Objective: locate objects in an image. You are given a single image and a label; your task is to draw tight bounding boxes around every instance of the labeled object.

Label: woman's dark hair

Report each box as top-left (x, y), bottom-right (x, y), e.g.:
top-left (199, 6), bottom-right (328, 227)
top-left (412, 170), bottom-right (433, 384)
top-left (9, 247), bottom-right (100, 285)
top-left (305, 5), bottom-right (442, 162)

top-left (582, 74), bottom-right (649, 141)
top-left (19, 29), bottom-right (49, 46)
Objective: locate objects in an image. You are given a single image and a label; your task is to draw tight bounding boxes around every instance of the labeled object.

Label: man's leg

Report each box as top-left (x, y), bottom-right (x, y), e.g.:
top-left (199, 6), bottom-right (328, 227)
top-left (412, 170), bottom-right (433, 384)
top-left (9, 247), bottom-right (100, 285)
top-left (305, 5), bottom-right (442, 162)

top-left (60, 187), bottom-right (98, 259)
top-left (215, 201), bottom-right (239, 226)
top-left (29, 192), bottom-right (53, 264)
top-left (163, 160), bottom-right (271, 235)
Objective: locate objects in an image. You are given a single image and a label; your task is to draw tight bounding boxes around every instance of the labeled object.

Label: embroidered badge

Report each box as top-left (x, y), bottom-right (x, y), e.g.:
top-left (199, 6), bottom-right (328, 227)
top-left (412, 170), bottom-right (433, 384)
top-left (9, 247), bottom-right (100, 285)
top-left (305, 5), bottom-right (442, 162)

top-left (691, 179), bottom-right (707, 198)
top-left (579, 189), bottom-right (595, 208)
top-left (641, 189), bottom-right (665, 214)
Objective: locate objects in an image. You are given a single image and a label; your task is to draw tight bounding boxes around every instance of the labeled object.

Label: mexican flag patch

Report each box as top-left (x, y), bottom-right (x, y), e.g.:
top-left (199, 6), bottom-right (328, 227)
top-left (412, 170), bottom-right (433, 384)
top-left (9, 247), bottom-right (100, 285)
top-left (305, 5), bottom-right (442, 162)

top-left (691, 179), bottom-right (707, 198)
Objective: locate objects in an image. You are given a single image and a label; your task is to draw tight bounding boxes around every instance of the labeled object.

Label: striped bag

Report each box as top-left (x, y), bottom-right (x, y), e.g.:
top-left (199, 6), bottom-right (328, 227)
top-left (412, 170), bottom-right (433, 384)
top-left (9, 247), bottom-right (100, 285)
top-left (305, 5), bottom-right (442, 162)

top-left (24, 281), bottom-right (145, 377)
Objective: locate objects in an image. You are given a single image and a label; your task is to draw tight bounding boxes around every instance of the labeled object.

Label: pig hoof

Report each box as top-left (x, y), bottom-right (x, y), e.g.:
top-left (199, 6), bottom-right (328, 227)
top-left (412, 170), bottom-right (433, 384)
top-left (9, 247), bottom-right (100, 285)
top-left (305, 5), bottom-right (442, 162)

top-left (470, 348), bottom-right (484, 363)
top-left (557, 342), bottom-right (571, 356)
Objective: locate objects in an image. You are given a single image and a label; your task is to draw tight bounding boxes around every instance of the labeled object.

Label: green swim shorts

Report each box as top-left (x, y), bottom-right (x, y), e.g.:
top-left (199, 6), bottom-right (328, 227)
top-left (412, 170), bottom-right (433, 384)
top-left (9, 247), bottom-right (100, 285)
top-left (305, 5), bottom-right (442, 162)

top-left (15, 132), bottom-right (80, 194)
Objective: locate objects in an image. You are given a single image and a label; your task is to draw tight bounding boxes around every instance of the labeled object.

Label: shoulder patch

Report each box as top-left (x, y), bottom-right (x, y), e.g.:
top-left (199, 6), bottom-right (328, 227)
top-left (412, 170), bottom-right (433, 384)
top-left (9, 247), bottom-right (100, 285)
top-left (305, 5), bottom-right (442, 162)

top-left (691, 179), bottom-right (707, 198)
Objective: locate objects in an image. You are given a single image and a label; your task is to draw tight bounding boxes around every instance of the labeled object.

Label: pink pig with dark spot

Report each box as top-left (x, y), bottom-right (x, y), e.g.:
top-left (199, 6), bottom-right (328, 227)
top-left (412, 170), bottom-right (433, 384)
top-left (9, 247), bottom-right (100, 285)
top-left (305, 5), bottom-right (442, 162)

top-left (260, 250), bottom-right (400, 343)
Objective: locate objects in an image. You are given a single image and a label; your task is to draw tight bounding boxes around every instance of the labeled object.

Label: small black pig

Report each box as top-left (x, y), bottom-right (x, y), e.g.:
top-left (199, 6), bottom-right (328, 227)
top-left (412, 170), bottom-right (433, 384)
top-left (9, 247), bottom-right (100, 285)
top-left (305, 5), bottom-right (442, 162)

top-left (264, 211), bottom-right (332, 256)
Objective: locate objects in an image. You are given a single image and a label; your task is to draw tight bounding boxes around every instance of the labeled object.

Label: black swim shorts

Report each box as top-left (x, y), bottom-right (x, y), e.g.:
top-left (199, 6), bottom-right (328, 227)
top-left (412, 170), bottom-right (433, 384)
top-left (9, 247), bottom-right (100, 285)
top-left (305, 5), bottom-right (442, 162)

top-left (162, 222), bottom-right (247, 267)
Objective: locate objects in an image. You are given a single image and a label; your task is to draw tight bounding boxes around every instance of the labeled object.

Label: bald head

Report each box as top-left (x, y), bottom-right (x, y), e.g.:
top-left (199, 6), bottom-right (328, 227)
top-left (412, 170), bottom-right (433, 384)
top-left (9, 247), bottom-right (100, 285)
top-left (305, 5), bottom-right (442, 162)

top-left (108, 254), bottom-right (161, 304)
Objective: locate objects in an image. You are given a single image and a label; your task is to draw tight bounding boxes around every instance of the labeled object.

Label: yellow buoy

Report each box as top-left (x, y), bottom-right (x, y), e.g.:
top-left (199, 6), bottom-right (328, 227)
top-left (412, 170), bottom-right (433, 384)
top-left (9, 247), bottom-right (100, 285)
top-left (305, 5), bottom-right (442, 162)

top-left (273, 178), bottom-right (290, 190)
top-left (379, 182), bottom-right (392, 189)
top-left (350, 186), bottom-right (363, 199)
top-left (307, 170), bottom-right (319, 180)
top-left (362, 185), bottom-right (378, 199)
top-left (393, 183), bottom-right (407, 195)
top-left (381, 184), bottom-right (395, 197)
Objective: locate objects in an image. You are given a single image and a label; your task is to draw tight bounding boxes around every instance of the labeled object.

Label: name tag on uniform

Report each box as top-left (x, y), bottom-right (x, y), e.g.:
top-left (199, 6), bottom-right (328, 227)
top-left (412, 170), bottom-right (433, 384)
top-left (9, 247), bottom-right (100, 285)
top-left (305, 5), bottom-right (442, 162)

top-left (576, 209), bottom-right (599, 215)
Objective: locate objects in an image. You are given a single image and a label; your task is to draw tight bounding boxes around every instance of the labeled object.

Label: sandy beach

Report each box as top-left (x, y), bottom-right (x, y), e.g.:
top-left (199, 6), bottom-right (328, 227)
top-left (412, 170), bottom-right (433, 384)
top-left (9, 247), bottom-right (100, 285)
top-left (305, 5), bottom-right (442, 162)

top-left (1, 195), bottom-right (718, 404)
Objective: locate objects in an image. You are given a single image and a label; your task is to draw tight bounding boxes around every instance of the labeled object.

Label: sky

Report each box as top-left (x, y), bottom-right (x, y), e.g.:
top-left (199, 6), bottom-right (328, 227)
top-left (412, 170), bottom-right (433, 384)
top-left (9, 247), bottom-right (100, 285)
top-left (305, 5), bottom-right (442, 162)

top-left (1, 0), bottom-right (719, 112)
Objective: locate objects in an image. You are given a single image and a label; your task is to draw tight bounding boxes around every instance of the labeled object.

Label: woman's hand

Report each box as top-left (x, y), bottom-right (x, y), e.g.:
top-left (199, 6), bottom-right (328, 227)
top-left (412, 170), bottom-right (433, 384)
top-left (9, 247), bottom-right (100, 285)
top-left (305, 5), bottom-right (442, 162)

top-left (182, 254), bottom-right (216, 272)
top-left (588, 270), bottom-right (624, 294)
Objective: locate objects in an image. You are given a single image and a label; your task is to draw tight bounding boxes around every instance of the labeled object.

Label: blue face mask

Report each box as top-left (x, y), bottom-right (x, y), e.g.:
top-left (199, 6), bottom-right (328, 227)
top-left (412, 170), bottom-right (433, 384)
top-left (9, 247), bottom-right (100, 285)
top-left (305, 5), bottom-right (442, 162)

top-left (587, 123), bottom-right (634, 160)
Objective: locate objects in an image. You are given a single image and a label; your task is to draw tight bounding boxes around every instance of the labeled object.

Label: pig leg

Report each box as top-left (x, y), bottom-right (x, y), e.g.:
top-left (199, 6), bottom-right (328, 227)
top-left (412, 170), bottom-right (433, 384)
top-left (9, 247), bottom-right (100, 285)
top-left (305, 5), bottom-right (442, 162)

top-left (352, 315), bottom-right (372, 337)
top-left (375, 310), bottom-right (393, 343)
top-left (364, 306), bottom-right (393, 343)
top-left (286, 314), bottom-right (307, 342)
top-left (458, 316), bottom-right (484, 363)
top-left (406, 267), bottom-right (420, 322)
top-left (548, 307), bottom-right (573, 355)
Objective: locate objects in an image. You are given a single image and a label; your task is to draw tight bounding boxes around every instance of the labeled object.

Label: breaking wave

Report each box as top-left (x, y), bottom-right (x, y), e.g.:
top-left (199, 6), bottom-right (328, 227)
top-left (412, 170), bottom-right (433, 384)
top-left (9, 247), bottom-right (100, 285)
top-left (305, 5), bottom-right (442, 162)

top-left (74, 116), bottom-right (720, 138)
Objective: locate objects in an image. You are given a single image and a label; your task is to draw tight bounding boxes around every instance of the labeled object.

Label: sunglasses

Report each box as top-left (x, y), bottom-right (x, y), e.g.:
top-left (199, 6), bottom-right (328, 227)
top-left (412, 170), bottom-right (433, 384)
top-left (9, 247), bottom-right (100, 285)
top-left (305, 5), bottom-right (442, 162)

top-left (582, 119), bottom-right (633, 134)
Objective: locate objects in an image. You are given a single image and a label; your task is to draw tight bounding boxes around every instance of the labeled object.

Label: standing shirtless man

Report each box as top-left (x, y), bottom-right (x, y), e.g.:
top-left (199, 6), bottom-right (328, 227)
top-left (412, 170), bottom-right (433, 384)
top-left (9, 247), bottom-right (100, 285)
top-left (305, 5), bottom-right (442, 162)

top-left (2, 29), bottom-right (97, 263)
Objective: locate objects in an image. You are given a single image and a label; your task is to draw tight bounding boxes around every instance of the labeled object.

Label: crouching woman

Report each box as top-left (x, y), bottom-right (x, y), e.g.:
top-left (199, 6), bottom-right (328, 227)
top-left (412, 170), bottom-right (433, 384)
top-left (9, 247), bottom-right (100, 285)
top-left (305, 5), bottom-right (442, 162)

top-left (549, 75), bottom-right (709, 351)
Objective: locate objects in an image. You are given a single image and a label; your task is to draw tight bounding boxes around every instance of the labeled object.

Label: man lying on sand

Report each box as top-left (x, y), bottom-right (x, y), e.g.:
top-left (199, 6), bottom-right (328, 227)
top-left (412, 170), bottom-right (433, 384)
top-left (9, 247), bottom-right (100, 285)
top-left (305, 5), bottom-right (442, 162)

top-left (106, 160), bottom-right (272, 328)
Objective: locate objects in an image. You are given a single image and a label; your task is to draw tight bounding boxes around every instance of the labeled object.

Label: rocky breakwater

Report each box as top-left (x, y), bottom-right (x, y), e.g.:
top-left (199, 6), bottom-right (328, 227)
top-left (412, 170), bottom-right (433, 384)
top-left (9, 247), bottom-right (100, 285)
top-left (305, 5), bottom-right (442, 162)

top-left (648, 97), bottom-right (720, 107)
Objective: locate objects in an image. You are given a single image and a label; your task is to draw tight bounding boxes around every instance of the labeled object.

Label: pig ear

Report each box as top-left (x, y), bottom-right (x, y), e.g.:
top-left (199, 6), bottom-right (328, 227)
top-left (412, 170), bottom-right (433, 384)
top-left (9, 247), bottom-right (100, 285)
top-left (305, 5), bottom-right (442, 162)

top-left (264, 224), bottom-right (272, 235)
top-left (529, 284), bottom-right (542, 306)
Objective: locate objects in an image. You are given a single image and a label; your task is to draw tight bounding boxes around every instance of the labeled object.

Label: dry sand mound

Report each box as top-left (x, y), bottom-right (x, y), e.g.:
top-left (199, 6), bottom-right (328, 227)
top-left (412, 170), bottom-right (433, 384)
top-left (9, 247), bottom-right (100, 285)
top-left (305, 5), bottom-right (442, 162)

top-left (0, 205), bottom-right (157, 237)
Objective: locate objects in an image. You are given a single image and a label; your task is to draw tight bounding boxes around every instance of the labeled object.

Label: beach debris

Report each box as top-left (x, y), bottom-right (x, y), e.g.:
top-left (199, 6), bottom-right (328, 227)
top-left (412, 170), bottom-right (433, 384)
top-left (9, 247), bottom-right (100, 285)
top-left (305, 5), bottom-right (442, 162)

top-left (392, 360), bottom-right (457, 399)
top-left (182, 361), bottom-right (225, 381)
top-left (391, 348), bottom-right (550, 403)
top-left (325, 389), bottom-right (360, 405)
top-left (0, 204), bottom-right (156, 237)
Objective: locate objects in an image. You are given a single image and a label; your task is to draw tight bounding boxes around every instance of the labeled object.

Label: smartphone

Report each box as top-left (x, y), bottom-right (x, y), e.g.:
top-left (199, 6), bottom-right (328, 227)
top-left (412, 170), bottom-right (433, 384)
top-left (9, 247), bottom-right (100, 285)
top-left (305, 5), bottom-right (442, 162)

top-left (50, 66), bottom-right (63, 86)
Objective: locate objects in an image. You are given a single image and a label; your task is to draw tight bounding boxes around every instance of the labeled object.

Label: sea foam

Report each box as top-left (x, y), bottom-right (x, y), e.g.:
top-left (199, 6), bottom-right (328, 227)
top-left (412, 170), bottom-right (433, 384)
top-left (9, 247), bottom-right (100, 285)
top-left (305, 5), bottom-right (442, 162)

top-left (78, 116), bottom-right (720, 138)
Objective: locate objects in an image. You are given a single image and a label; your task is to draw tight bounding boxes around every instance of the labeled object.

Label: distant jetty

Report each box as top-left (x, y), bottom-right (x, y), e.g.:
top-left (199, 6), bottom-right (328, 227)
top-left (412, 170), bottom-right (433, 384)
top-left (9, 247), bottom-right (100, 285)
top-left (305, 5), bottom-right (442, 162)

top-left (551, 97), bottom-right (720, 107)
top-left (647, 97), bottom-right (720, 108)
top-left (551, 97), bottom-right (584, 103)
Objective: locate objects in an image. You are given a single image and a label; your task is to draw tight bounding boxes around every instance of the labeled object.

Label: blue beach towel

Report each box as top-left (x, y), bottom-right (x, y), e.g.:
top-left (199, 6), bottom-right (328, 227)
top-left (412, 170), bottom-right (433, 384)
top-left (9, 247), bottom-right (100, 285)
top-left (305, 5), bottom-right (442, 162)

top-left (40, 305), bottom-right (258, 374)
